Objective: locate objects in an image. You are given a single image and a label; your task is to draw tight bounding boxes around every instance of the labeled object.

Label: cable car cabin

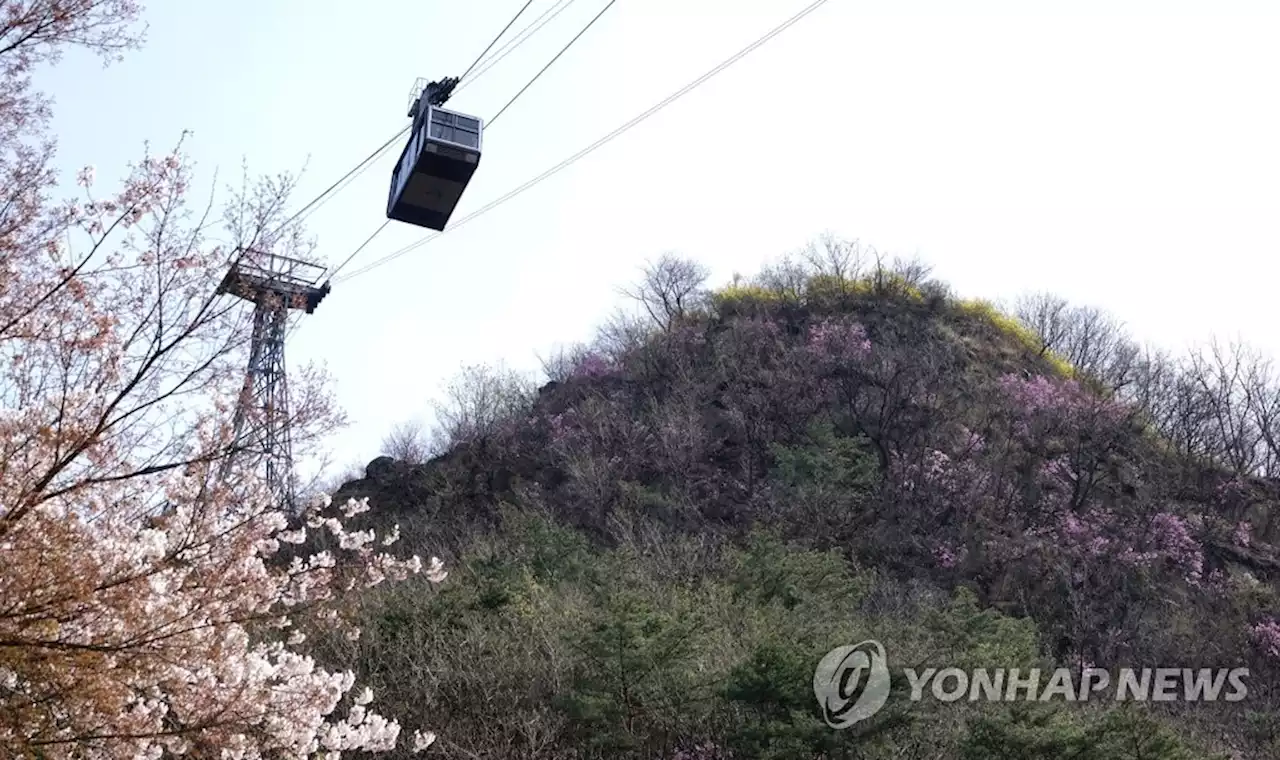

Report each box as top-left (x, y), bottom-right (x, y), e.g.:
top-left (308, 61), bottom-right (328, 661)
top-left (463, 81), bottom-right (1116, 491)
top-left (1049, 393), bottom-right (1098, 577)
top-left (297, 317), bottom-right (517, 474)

top-left (387, 100), bottom-right (483, 231)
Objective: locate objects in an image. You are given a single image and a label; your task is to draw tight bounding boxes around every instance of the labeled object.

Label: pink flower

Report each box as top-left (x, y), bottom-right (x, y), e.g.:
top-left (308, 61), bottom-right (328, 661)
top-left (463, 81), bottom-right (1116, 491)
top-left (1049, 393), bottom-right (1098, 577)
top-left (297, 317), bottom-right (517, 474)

top-left (932, 543), bottom-right (965, 568)
top-left (806, 318), bottom-right (872, 364)
top-left (570, 351), bottom-right (615, 379)
top-left (1249, 619), bottom-right (1280, 660)
top-left (1147, 512), bottom-right (1204, 584)
top-left (997, 373), bottom-right (1130, 436)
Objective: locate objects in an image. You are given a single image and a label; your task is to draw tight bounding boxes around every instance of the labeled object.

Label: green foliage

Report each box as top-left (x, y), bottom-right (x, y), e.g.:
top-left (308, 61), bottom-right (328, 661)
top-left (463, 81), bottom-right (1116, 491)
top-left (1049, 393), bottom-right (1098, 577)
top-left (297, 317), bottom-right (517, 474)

top-left (724, 642), bottom-right (815, 718)
top-left (959, 703), bottom-right (1218, 760)
top-left (617, 480), bottom-right (693, 526)
top-left (859, 269), bottom-right (926, 303)
top-left (717, 584), bottom-right (1052, 760)
top-left (923, 587), bottom-right (1041, 671)
top-left (723, 641), bottom-right (841, 759)
top-left (804, 270), bottom-right (927, 306)
top-left (712, 270), bottom-right (927, 323)
top-left (315, 242), bottom-right (1275, 758)
top-left (957, 297), bottom-right (1076, 378)
top-left (560, 584), bottom-right (710, 752)
top-left (764, 421), bottom-right (881, 547)
top-left (498, 505), bottom-right (595, 584)
top-left (1243, 710), bottom-right (1280, 757)
top-left (768, 420), bottom-right (879, 493)
top-left (727, 529), bottom-right (867, 612)
top-left (805, 273), bottom-right (857, 305)
top-left (326, 503), bottom-right (1235, 759)
top-left (710, 283), bottom-right (792, 319)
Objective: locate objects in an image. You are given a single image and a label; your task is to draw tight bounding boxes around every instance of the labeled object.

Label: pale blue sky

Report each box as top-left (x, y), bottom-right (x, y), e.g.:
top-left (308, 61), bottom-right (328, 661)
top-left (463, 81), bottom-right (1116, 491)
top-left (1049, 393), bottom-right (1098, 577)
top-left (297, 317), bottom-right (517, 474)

top-left (41, 0), bottom-right (1280, 476)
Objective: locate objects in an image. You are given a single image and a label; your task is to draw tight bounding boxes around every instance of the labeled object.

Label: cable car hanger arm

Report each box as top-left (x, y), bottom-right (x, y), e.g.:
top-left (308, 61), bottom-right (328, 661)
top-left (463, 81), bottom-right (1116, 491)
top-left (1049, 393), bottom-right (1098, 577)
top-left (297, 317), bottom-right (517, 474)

top-left (423, 76), bottom-right (459, 108)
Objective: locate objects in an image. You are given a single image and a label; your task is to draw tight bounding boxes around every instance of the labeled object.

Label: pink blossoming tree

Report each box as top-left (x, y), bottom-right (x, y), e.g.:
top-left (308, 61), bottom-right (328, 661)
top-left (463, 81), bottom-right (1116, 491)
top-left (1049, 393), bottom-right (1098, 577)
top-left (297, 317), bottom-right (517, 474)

top-left (0, 2), bottom-right (443, 756)
top-left (1250, 619), bottom-right (1280, 661)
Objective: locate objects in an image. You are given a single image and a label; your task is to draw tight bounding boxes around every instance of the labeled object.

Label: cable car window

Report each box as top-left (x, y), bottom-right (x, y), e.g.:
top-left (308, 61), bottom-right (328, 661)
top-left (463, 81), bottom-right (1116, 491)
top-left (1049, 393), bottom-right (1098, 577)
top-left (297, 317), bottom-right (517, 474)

top-left (457, 116), bottom-right (480, 131)
top-left (431, 122), bottom-right (449, 140)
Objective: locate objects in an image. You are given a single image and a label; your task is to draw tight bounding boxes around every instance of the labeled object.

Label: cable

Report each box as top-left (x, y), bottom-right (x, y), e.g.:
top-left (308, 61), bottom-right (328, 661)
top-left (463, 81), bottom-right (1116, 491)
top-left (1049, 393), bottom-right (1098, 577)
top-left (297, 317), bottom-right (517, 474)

top-left (273, 128), bottom-right (408, 237)
top-left (266, 2), bottom-right (537, 253)
top-left (335, 0), bottom-right (830, 284)
top-left (272, 5), bottom-right (540, 348)
top-left (216, 128), bottom-right (404, 292)
top-left (291, 132), bottom-right (406, 228)
top-left (327, 220), bottom-right (391, 280)
top-left (459, 0), bottom-right (536, 82)
top-left (487, 0), bottom-right (620, 128)
top-left (455, 0), bottom-right (580, 96)
top-left (261, 3), bottom-right (552, 407)
top-left (321, 0), bottom-right (617, 281)
top-left (461, 0), bottom-right (575, 89)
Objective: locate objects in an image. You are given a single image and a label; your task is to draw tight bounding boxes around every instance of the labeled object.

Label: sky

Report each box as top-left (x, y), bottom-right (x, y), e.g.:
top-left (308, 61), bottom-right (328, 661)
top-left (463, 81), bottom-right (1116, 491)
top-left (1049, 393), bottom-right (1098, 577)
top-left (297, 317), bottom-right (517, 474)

top-left (38, 0), bottom-right (1280, 479)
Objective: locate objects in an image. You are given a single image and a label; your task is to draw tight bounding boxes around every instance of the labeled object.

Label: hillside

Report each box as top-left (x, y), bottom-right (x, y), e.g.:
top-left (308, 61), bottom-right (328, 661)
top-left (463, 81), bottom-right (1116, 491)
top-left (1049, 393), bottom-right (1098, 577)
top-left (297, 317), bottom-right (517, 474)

top-left (308, 243), bottom-right (1280, 759)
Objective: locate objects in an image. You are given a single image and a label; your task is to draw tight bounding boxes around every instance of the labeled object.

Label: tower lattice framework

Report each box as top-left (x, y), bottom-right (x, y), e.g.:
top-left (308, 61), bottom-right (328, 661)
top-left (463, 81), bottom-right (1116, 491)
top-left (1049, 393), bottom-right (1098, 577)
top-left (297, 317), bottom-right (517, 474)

top-left (216, 249), bottom-right (330, 512)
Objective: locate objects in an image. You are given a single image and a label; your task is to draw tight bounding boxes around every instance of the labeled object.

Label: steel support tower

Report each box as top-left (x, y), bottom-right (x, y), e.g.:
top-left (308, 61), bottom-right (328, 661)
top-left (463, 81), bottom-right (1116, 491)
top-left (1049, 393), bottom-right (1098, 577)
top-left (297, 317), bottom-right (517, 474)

top-left (216, 249), bottom-right (330, 512)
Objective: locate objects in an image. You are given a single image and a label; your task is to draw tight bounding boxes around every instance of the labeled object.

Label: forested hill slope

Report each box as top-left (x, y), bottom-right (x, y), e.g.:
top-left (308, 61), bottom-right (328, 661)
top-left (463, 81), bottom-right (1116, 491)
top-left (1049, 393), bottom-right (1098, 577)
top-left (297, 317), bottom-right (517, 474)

top-left (317, 242), bottom-right (1280, 759)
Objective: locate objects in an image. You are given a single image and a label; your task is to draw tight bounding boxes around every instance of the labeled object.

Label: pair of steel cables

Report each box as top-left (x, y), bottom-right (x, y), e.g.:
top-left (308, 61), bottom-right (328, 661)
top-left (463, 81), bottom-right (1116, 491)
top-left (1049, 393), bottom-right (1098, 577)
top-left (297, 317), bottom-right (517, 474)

top-left (280, 0), bottom-right (830, 289)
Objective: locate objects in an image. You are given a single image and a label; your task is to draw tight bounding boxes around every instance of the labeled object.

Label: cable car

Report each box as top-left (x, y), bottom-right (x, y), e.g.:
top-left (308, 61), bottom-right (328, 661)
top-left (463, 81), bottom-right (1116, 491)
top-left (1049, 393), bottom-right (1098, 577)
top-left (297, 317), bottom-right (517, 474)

top-left (387, 78), bottom-right (483, 231)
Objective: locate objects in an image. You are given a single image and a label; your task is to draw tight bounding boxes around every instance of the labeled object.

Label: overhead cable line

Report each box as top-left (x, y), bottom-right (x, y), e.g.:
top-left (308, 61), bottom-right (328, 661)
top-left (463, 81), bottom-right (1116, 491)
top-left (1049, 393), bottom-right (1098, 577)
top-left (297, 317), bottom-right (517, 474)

top-left (334, 0), bottom-right (831, 284)
top-left (273, 129), bottom-right (406, 240)
top-left (455, 0), bottom-right (580, 95)
top-left (266, 1), bottom-right (537, 251)
top-left (488, 0), bottom-right (620, 127)
top-left (326, 220), bottom-right (391, 280)
top-left (325, 0), bottom-right (623, 280)
top-left (215, 127), bottom-right (406, 291)
top-left (291, 132), bottom-right (405, 228)
top-left (459, 0), bottom-right (536, 82)
top-left (307, 130), bottom-right (406, 281)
